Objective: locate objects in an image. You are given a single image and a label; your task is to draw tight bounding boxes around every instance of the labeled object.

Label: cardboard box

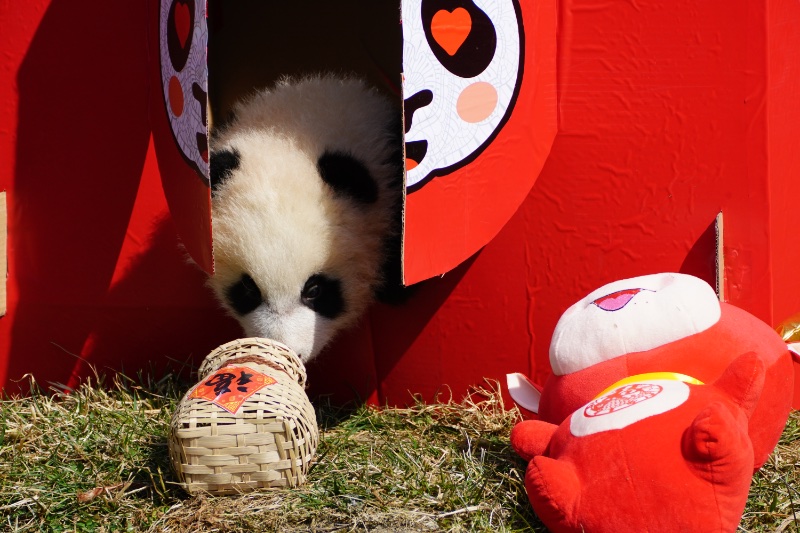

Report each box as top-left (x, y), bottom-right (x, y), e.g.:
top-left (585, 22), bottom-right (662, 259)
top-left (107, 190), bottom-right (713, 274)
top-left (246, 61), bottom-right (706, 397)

top-left (1, 0), bottom-right (798, 406)
top-left (149, 0), bottom-right (557, 402)
top-left (154, 0), bottom-right (558, 285)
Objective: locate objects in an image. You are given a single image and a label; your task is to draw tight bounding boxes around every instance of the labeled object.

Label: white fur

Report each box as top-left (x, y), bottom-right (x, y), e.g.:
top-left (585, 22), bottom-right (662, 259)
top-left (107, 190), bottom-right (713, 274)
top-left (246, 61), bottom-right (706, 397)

top-left (208, 75), bottom-right (400, 361)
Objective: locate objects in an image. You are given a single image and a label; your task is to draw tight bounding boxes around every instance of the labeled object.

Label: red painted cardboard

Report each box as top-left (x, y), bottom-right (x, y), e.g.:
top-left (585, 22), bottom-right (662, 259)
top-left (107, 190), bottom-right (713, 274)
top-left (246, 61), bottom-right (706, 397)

top-left (153, 0), bottom-right (560, 287)
top-left (1, 0), bottom-right (799, 409)
top-left (370, 0), bottom-right (800, 404)
top-left (0, 0), bottom-right (240, 393)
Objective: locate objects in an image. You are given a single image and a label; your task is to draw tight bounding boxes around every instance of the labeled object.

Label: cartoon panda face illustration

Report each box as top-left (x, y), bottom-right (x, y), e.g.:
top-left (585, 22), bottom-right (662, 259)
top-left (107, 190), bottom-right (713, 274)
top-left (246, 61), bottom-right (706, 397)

top-left (159, 0), bottom-right (209, 183)
top-left (402, 0), bottom-right (524, 191)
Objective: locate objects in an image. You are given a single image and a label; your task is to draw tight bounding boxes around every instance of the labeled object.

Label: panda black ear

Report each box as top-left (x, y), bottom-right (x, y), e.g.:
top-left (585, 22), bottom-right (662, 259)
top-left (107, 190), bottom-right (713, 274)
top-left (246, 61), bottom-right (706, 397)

top-left (209, 148), bottom-right (241, 195)
top-left (317, 151), bottom-right (378, 205)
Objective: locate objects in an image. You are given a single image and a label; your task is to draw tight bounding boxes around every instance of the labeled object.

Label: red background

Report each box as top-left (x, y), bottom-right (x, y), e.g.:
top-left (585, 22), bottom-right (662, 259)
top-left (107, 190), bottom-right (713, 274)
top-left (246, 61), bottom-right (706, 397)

top-left (1, 0), bottom-right (799, 404)
top-left (0, 1), bottom-right (240, 393)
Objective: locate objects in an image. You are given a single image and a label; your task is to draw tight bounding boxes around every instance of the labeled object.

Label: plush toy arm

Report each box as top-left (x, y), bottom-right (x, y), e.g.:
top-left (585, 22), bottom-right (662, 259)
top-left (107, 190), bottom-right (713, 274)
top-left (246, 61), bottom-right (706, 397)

top-left (525, 456), bottom-right (582, 533)
top-left (713, 351), bottom-right (765, 416)
top-left (681, 400), bottom-right (753, 474)
top-left (680, 400), bottom-right (754, 532)
top-left (510, 420), bottom-right (558, 461)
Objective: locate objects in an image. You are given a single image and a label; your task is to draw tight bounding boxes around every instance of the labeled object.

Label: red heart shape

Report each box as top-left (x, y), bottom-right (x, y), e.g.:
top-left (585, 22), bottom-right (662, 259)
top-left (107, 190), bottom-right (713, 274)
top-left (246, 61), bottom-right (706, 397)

top-left (431, 8), bottom-right (472, 56)
top-left (174, 1), bottom-right (191, 50)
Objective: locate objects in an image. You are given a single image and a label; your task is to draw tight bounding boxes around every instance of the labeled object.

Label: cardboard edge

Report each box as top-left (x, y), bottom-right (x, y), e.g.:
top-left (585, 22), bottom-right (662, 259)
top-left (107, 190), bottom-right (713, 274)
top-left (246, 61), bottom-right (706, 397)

top-left (400, 70), bottom-right (409, 287)
top-left (0, 192), bottom-right (6, 316)
top-left (715, 211), bottom-right (724, 301)
top-left (789, 343), bottom-right (800, 411)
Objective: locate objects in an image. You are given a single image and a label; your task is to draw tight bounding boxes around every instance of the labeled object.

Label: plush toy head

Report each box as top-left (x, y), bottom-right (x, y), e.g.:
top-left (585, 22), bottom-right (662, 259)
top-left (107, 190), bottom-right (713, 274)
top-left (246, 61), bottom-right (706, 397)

top-left (508, 272), bottom-right (794, 470)
top-left (510, 352), bottom-right (765, 533)
top-left (549, 273), bottom-right (722, 376)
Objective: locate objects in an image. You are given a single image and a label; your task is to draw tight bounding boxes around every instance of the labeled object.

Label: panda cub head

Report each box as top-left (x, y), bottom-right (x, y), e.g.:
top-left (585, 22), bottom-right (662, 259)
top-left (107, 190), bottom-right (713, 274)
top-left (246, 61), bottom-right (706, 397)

top-left (208, 76), bottom-right (402, 362)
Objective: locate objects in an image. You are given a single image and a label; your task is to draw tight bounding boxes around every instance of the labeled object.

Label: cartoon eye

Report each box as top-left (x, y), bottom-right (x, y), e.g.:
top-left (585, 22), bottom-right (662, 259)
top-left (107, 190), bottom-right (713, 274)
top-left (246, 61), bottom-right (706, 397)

top-left (421, 0), bottom-right (497, 78)
top-left (167, 0), bottom-right (194, 72)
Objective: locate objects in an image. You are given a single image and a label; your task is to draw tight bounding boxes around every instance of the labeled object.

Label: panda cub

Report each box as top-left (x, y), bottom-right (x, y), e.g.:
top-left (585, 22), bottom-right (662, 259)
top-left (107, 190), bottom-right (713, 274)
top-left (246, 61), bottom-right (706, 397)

top-left (208, 75), bottom-right (403, 362)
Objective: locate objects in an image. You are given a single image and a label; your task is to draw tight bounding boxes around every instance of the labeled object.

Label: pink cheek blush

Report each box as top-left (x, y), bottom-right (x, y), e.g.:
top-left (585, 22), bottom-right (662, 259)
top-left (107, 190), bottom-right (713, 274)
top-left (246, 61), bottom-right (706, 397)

top-left (169, 76), bottom-right (184, 117)
top-left (456, 82), bottom-right (498, 123)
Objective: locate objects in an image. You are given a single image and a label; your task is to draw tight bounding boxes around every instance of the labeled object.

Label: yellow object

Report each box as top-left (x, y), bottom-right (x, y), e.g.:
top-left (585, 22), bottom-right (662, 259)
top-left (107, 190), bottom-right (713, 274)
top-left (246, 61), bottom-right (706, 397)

top-left (595, 372), bottom-right (704, 399)
top-left (777, 314), bottom-right (800, 343)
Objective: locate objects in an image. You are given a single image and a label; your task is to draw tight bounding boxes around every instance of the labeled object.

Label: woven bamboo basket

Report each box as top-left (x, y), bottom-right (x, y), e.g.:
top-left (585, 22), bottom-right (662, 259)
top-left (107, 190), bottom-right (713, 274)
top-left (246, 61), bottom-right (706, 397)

top-left (169, 338), bottom-right (318, 494)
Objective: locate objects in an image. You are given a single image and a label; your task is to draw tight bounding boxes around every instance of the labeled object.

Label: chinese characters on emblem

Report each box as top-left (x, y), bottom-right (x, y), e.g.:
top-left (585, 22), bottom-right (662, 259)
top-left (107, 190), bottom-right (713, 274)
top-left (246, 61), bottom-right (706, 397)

top-left (190, 366), bottom-right (277, 413)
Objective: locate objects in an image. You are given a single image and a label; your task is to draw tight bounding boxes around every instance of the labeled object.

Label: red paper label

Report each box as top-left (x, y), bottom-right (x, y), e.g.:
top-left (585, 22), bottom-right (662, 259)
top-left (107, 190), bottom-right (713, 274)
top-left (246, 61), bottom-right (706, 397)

top-left (190, 366), bottom-right (276, 413)
top-left (583, 383), bottom-right (663, 418)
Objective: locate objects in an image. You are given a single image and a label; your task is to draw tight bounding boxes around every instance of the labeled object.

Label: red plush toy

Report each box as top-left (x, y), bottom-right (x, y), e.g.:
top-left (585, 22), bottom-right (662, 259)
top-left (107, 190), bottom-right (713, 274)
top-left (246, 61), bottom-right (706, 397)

top-left (507, 273), bottom-right (795, 532)
top-left (512, 352), bottom-right (763, 532)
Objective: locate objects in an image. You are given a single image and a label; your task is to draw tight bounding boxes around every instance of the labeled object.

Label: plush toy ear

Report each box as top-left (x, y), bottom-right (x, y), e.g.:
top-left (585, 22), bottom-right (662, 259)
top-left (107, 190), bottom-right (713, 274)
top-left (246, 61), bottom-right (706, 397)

top-left (683, 353), bottom-right (760, 529)
top-left (510, 420), bottom-right (558, 461)
top-left (525, 456), bottom-right (581, 532)
top-left (681, 400), bottom-right (753, 473)
top-left (507, 373), bottom-right (542, 415)
top-left (712, 351), bottom-right (765, 417)
top-left (680, 401), bottom-right (754, 531)
top-left (683, 351), bottom-right (762, 473)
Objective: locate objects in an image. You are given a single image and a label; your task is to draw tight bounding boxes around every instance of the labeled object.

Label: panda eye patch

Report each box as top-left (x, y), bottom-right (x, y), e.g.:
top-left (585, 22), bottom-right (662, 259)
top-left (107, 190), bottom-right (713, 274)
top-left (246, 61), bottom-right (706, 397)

top-left (226, 273), bottom-right (263, 315)
top-left (210, 148), bottom-right (241, 195)
top-left (301, 274), bottom-right (345, 319)
top-left (317, 151), bottom-right (378, 205)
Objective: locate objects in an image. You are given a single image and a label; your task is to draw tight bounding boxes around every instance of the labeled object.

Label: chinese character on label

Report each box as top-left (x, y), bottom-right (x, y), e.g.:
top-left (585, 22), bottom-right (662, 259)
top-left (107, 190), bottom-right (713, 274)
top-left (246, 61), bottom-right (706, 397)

top-left (190, 366), bottom-right (277, 413)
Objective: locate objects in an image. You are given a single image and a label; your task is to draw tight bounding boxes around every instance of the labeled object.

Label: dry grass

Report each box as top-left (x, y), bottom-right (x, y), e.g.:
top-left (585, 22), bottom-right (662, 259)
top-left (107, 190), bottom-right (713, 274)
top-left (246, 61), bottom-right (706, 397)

top-left (0, 373), bottom-right (797, 532)
top-left (742, 414), bottom-right (800, 532)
